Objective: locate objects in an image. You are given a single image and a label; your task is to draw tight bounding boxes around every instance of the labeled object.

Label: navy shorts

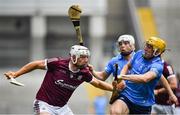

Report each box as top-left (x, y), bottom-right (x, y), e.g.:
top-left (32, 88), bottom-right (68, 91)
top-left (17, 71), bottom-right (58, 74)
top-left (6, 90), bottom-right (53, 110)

top-left (118, 94), bottom-right (152, 114)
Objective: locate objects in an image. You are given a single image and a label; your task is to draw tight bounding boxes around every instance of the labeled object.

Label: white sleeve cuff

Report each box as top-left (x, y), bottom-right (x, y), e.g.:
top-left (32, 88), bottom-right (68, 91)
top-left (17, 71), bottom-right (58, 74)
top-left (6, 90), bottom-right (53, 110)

top-left (167, 74), bottom-right (176, 79)
top-left (44, 59), bottom-right (48, 70)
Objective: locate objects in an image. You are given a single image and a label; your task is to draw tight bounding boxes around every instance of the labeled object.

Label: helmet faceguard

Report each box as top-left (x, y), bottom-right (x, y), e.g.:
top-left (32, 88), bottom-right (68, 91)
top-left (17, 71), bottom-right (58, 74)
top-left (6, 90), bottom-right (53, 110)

top-left (70, 45), bottom-right (90, 64)
top-left (146, 37), bottom-right (166, 57)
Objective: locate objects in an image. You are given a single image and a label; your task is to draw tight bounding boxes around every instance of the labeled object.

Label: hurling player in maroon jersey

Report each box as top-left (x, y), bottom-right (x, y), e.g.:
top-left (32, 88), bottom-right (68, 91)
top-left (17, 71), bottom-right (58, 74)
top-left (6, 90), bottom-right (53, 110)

top-left (4, 45), bottom-right (113, 115)
top-left (151, 60), bottom-right (177, 114)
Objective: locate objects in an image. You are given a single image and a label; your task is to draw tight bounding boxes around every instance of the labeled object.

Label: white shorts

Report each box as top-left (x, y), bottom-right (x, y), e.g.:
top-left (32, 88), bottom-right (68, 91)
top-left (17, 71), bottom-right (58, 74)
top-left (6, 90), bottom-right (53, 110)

top-left (33, 100), bottom-right (74, 115)
top-left (151, 104), bottom-right (175, 114)
top-left (175, 107), bottom-right (180, 114)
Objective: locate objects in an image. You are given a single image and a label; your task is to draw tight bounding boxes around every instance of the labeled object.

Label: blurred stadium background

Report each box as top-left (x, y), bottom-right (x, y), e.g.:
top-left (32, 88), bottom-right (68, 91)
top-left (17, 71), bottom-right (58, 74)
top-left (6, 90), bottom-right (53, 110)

top-left (0, 0), bottom-right (180, 114)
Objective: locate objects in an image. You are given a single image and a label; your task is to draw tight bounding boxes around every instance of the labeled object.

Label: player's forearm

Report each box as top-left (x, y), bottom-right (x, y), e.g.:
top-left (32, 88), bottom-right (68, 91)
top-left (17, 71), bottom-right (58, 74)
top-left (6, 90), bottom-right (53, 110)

top-left (161, 76), bottom-right (174, 96)
top-left (121, 71), bottom-right (156, 83)
top-left (92, 71), bottom-right (106, 81)
top-left (156, 84), bottom-right (177, 94)
top-left (121, 74), bottom-right (146, 83)
top-left (118, 64), bottom-right (129, 79)
top-left (94, 80), bottom-right (113, 91)
top-left (91, 70), bottom-right (101, 79)
top-left (120, 64), bottom-right (129, 76)
top-left (168, 77), bottom-right (178, 89)
top-left (14, 60), bottom-right (45, 78)
top-left (155, 88), bottom-right (166, 94)
top-left (99, 81), bottom-right (113, 91)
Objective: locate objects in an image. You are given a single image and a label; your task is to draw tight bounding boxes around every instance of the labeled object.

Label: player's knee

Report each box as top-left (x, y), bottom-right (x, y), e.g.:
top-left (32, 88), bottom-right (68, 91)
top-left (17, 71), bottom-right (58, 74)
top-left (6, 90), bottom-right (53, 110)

top-left (110, 106), bottom-right (121, 115)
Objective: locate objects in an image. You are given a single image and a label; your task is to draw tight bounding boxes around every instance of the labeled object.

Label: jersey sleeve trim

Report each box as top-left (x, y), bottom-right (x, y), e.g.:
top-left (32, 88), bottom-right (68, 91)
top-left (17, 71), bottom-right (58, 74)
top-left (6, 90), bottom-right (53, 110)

top-left (167, 74), bottom-right (176, 79)
top-left (44, 59), bottom-right (48, 70)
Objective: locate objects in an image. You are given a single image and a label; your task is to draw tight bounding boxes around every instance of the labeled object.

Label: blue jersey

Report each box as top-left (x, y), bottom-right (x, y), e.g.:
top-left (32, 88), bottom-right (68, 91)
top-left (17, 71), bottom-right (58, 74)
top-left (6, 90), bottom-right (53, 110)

top-left (121, 50), bottom-right (163, 107)
top-left (105, 53), bottom-right (134, 77)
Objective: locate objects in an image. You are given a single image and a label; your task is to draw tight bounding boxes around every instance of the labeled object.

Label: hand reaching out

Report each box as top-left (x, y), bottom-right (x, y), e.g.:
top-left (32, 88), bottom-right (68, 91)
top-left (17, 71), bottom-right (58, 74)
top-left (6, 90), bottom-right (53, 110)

top-left (4, 71), bottom-right (16, 79)
top-left (87, 64), bottom-right (94, 72)
top-left (168, 94), bottom-right (179, 106)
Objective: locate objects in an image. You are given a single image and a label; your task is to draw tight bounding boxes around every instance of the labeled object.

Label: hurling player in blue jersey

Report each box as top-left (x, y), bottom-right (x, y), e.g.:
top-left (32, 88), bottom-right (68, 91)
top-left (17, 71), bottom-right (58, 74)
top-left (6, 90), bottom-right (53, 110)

top-left (90, 34), bottom-right (135, 81)
top-left (115, 37), bottom-right (178, 114)
top-left (89, 34), bottom-right (135, 113)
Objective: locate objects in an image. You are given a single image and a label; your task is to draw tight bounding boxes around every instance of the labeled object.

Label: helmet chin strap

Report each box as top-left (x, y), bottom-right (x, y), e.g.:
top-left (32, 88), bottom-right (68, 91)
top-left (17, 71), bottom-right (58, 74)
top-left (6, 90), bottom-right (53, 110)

top-left (69, 58), bottom-right (80, 73)
top-left (71, 56), bottom-right (78, 64)
top-left (71, 56), bottom-right (84, 68)
top-left (153, 49), bottom-right (161, 57)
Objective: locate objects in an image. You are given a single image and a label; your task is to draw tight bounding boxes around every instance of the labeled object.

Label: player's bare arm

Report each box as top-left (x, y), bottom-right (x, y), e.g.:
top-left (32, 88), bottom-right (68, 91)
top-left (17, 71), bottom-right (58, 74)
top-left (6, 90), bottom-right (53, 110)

top-left (168, 76), bottom-right (178, 89)
top-left (158, 76), bottom-right (178, 105)
top-left (4, 60), bottom-right (45, 79)
top-left (90, 77), bottom-right (113, 91)
top-left (88, 64), bottom-right (108, 81)
top-left (120, 71), bottom-right (157, 83)
top-left (118, 61), bottom-right (131, 78)
top-left (155, 75), bottom-right (177, 95)
top-left (92, 71), bottom-right (108, 81)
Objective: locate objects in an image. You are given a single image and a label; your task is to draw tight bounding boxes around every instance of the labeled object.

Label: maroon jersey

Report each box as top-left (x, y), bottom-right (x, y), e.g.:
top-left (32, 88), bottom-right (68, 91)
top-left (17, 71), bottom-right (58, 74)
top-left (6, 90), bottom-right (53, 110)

top-left (36, 57), bottom-right (93, 107)
top-left (155, 61), bottom-right (175, 105)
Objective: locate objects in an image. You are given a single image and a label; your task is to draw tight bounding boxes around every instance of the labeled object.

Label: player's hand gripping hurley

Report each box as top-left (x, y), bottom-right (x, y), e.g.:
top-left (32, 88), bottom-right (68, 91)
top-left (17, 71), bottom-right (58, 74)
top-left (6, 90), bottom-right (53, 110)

top-left (4, 73), bottom-right (25, 87)
top-left (68, 5), bottom-right (83, 46)
top-left (109, 64), bottom-right (119, 104)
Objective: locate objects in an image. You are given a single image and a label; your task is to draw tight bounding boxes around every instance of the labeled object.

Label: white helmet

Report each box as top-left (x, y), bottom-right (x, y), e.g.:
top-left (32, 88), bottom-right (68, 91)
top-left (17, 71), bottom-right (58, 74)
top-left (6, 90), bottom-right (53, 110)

top-left (118, 34), bottom-right (135, 46)
top-left (70, 45), bottom-right (90, 64)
